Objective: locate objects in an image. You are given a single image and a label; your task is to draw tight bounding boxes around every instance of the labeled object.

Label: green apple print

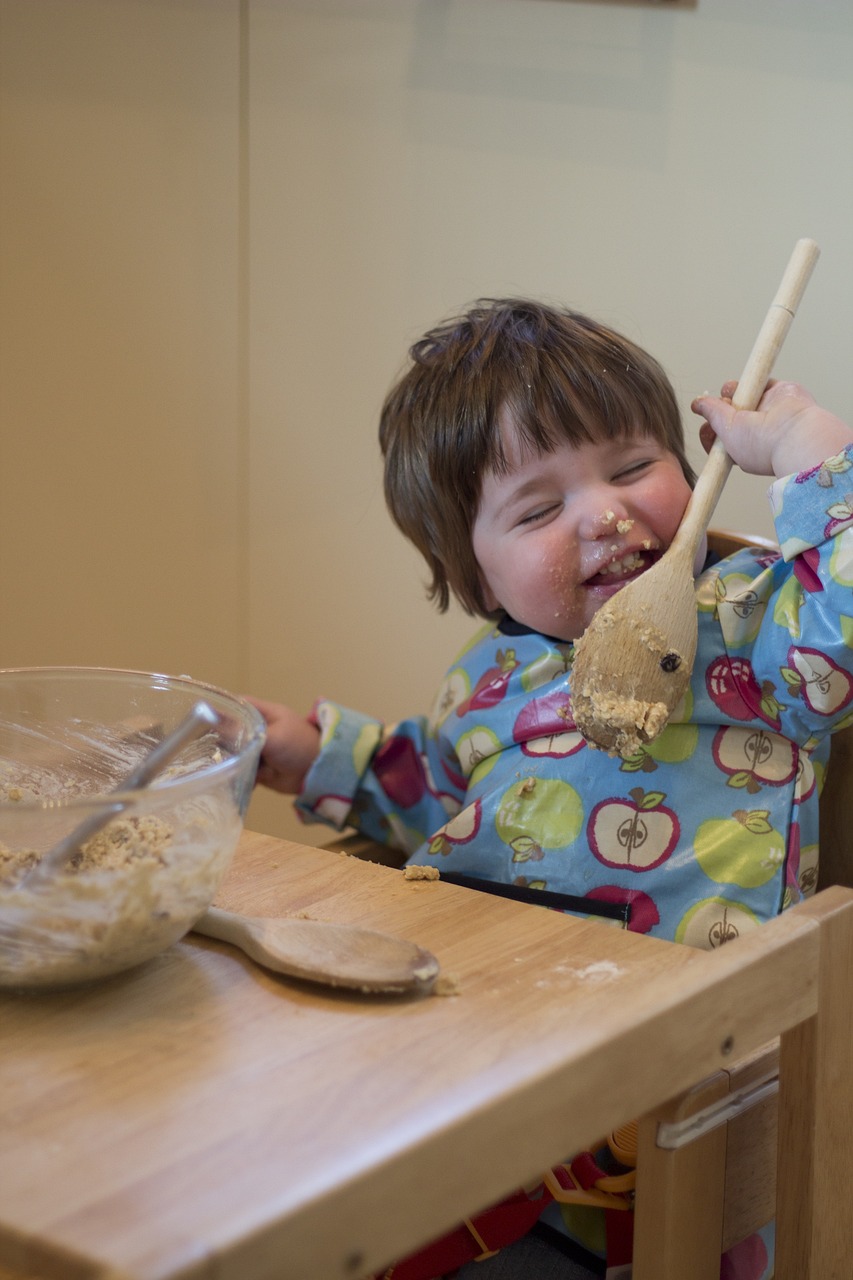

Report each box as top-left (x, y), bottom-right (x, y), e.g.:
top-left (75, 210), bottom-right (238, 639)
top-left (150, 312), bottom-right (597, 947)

top-left (620, 713), bottom-right (698, 774)
top-left (772, 576), bottom-right (804, 639)
top-left (496, 776), bottom-right (583, 863)
top-left (352, 721), bottom-right (383, 774)
top-left (520, 646), bottom-right (573, 693)
top-left (830, 535), bottom-right (853, 588)
top-left (456, 726), bottom-right (501, 781)
top-left (695, 809), bottom-right (785, 888)
top-left (429, 668), bottom-right (471, 727)
top-left (716, 572), bottom-right (767, 647)
top-left (676, 897), bottom-right (760, 949)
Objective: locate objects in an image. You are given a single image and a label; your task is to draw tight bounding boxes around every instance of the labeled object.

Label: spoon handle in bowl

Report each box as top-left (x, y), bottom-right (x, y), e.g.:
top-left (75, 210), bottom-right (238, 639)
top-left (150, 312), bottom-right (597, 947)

top-left (23, 701), bottom-right (220, 887)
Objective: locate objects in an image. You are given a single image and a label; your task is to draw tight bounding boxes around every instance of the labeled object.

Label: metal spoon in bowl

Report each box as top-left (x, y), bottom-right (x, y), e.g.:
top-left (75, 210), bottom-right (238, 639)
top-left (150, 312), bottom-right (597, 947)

top-left (22, 701), bottom-right (220, 888)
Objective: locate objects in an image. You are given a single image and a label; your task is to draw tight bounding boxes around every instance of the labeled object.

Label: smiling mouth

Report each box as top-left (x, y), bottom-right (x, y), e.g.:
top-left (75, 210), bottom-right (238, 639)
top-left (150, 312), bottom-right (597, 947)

top-left (587, 550), bottom-right (657, 585)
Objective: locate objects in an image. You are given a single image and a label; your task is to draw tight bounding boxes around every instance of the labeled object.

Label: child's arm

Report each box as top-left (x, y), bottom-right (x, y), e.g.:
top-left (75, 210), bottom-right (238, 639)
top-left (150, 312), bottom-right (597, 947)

top-left (244, 696), bottom-right (321, 794)
top-left (692, 380), bottom-right (853, 479)
top-left (246, 692), bottom-right (468, 855)
top-left (689, 381), bottom-right (853, 744)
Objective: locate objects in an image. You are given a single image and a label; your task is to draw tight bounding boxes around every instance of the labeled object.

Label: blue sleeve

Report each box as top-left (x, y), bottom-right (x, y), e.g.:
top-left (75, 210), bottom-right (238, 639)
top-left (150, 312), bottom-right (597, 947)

top-left (713, 446), bottom-right (853, 746)
top-left (295, 698), bottom-right (468, 856)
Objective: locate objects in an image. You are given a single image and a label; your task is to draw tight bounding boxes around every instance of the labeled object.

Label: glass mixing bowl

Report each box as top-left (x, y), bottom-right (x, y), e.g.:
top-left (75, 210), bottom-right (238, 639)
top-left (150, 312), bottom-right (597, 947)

top-left (0, 667), bottom-right (265, 988)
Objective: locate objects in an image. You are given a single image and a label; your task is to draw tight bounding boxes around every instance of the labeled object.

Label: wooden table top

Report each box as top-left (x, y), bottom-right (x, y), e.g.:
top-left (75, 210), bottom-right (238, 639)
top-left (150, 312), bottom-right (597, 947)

top-left (0, 830), bottom-right (822, 1280)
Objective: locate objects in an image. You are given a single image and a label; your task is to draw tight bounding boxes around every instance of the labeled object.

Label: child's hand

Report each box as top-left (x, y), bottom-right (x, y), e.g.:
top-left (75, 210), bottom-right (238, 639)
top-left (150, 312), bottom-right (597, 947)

top-left (244, 696), bottom-right (321, 795)
top-left (692, 380), bottom-right (853, 478)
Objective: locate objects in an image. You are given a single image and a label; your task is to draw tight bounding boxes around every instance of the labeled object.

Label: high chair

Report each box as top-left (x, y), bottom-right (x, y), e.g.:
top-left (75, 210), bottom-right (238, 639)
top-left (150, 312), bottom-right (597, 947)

top-left (631, 530), bottom-right (853, 1280)
top-left (328, 529), bottom-right (853, 1279)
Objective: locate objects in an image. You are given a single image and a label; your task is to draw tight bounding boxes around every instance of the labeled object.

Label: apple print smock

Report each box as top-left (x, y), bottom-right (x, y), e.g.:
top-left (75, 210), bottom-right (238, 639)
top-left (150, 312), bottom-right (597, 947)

top-left (297, 448), bottom-right (853, 948)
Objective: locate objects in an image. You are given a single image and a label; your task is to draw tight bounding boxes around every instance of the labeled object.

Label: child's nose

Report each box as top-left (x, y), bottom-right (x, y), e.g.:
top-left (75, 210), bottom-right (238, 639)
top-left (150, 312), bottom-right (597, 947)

top-left (578, 499), bottom-right (629, 543)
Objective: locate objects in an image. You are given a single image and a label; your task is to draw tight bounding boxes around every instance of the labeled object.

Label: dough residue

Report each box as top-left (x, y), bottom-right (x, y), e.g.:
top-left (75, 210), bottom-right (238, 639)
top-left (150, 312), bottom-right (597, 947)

top-left (403, 864), bottom-right (440, 881)
top-left (573, 690), bottom-right (670, 758)
top-left (0, 801), bottom-right (239, 988)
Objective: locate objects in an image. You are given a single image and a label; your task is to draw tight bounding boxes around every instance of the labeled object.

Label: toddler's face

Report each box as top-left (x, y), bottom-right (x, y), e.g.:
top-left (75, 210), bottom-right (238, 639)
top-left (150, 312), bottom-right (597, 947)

top-left (472, 411), bottom-right (695, 642)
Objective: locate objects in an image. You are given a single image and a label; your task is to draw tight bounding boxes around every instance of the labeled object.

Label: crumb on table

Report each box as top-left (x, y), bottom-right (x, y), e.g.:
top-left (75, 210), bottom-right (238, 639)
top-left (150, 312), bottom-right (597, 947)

top-left (403, 865), bottom-right (440, 881)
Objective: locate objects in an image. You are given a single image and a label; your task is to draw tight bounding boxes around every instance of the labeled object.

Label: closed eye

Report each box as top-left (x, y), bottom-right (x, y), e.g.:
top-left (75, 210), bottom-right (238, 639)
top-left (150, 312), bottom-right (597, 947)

top-left (518, 503), bottom-right (560, 526)
top-left (614, 459), bottom-right (654, 481)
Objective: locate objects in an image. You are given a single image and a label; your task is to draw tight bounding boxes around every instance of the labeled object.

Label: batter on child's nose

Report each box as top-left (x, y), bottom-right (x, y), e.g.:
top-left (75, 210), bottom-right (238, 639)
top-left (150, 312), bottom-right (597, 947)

top-left (580, 502), bottom-right (627, 543)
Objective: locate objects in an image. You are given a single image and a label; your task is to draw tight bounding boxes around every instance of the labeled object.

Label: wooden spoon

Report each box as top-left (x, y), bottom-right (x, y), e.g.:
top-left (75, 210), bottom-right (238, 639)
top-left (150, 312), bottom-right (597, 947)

top-left (571, 238), bottom-right (820, 756)
top-left (191, 906), bottom-right (440, 995)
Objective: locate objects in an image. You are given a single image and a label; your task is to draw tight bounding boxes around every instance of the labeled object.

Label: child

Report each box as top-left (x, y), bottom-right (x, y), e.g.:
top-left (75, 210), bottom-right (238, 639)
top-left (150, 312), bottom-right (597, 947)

top-left (250, 299), bottom-right (853, 1279)
top-left (252, 298), bottom-right (853, 949)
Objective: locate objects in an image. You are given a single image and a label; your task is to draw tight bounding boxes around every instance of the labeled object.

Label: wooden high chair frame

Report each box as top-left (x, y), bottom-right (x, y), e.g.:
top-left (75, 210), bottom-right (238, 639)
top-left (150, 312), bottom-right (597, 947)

top-left (631, 530), bottom-right (853, 1279)
top-left (329, 529), bottom-right (853, 1278)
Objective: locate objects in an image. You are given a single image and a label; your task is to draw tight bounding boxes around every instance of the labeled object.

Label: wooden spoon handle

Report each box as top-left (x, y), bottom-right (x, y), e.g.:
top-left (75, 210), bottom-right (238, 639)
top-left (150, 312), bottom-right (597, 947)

top-left (673, 237), bottom-right (820, 557)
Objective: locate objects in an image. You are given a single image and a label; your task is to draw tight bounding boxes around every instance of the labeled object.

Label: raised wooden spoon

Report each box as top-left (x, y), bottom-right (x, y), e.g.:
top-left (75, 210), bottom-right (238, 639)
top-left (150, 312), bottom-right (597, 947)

top-left (572, 237), bottom-right (820, 757)
top-left (191, 906), bottom-right (440, 995)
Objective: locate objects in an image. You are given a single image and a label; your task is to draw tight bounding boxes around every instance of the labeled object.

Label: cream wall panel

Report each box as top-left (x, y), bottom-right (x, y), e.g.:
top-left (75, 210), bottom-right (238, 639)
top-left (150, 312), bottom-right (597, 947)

top-left (0, 0), bottom-right (244, 688)
top-left (2, 1), bottom-right (851, 848)
top-left (246, 0), bottom-right (853, 841)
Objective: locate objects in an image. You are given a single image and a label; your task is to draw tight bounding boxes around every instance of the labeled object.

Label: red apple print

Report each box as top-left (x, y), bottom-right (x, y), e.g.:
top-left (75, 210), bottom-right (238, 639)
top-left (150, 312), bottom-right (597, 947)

top-left (793, 546), bottom-right (822, 594)
top-left (456, 648), bottom-right (519, 716)
top-left (586, 885), bottom-right (660, 934)
top-left (373, 735), bottom-right (426, 808)
top-left (711, 726), bottom-right (797, 793)
top-left (439, 757), bottom-right (468, 792)
top-left (512, 689), bottom-right (584, 758)
top-left (793, 753), bottom-right (816, 805)
top-left (428, 799), bottom-right (482, 856)
top-left (782, 646), bottom-right (853, 716)
top-left (420, 754), bottom-right (463, 816)
top-left (587, 788), bottom-right (679, 872)
top-left (705, 655), bottom-right (783, 730)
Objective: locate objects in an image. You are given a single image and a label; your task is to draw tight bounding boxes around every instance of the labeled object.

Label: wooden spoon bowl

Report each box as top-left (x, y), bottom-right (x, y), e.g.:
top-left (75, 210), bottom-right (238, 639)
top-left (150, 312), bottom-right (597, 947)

top-left (571, 238), bottom-right (820, 756)
top-left (192, 906), bottom-right (440, 995)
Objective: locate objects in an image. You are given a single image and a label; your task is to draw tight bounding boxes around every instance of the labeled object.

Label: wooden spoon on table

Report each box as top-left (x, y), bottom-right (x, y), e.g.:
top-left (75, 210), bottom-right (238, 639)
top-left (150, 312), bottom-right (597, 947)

top-left (571, 237), bottom-right (821, 757)
top-left (191, 906), bottom-right (440, 995)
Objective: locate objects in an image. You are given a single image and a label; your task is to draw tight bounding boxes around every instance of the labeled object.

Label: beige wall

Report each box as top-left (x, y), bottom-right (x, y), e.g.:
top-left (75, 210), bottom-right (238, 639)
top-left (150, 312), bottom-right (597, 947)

top-left (2, 0), bottom-right (852, 844)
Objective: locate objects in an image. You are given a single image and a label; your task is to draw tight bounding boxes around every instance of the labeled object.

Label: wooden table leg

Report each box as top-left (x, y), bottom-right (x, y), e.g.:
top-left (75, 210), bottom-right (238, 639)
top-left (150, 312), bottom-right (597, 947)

top-left (775, 887), bottom-right (853, 1278)
top-left (633, 1073), bottom-right (728, 1280)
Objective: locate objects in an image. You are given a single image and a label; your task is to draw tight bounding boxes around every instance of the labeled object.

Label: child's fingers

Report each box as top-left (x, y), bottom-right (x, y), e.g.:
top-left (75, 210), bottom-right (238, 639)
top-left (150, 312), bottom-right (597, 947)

top-left (698, 421), bottom-right (717, 454)
top-left (690, 394), bottom-right (737, 433)
top-left (722, 377), bottom-right (783, 407)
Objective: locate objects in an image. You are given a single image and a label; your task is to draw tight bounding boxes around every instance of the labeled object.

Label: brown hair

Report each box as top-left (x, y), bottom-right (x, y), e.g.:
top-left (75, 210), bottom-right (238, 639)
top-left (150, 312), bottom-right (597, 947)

top-left (379, 298), bottom-right (694, 617)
